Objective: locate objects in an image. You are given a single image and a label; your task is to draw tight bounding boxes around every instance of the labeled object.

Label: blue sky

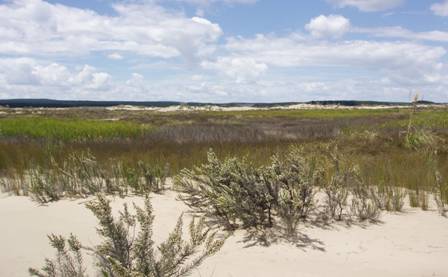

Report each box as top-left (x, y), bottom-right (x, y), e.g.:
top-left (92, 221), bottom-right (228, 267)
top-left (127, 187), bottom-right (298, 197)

top-left (0, 0), bottom-right (448, 102)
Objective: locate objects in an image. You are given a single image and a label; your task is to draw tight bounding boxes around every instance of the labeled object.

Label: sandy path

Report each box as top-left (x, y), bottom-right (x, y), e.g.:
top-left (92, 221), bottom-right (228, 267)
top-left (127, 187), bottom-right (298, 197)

top-left (1, 192), bottom-right (447, 277)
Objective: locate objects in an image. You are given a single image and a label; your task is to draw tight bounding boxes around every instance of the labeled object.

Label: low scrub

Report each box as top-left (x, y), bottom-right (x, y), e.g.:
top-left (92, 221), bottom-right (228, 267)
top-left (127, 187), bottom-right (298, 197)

top-left (322, 151), bottom-right (357, 221)
top-left (29, 195), bottom-right (224, 277)
top-left (176, 147), bottom-right (386, 237)
top-left (176, 148), bottom-right (320, 234)
top-left (350, 185), bottom-right (381, 222)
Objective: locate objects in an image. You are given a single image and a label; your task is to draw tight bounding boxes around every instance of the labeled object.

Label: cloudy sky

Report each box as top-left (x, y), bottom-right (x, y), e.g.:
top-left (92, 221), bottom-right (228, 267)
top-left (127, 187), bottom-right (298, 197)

top-left (0, 0), bottom-right (448, 102)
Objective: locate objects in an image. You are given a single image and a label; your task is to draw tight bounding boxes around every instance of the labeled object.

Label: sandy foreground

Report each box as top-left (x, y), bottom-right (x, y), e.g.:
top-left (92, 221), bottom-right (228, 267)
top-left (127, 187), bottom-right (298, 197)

top-left (1, 191), bottom-right (448, 277)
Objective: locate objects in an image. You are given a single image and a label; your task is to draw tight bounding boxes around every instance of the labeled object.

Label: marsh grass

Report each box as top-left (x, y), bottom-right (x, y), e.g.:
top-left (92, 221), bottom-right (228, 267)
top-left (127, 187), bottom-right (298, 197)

top-left (1, 151), bottom-right (168, 202)
top-left (434, 171), bottom-right (448, 217)
top-left (1, 107), bottom-right (447, 208)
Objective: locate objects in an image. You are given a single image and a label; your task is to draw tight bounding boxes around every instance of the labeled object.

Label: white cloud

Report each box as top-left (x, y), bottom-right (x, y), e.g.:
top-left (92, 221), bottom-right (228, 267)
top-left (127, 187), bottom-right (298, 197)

top-left (0, 58), bottom-right (112, 97)
top-left (305, 15), bottom-right (350, 38)
top-left (219, 33), bottom-right (448, 101)
top-left (431, 0), bottom-right (448, 16)
top-left (1, 55), bottom-right (447, 102)
top-left (178, 0), bottom-right (257, 6)
top-left (0, 0), bottom-right (222, 61)
top-left (0, 1), bottom-right (447, 102)
top-left (201, 57), bottom-right (268, 82)
top-left (225, 34), bottom-right (446, 71)
top-left (329, 0), bottom-right (404, 12)
top-left (355, 26), bottom-right (448, 42)
top-left (107, 53), bottom-right (124, 60)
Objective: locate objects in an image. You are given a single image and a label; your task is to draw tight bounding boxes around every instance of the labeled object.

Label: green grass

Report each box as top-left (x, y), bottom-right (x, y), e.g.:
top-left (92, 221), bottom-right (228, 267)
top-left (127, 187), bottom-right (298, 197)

top-left (0, 117), bottom-right (152, 141)
top-left (201, 108), bottom-right (402, 119)
top-left (381, 109), bottom-right (448, 129)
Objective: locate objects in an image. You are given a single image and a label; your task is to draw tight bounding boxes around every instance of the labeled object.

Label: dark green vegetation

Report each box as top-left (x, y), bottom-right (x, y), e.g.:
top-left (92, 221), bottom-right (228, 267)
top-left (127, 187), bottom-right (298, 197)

top-left (29, 195), bottom-right (224, 277)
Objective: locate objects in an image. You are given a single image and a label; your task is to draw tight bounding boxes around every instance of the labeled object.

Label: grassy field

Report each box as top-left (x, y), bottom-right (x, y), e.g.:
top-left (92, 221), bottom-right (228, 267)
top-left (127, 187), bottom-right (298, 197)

top-left (0, 117), bottom-right (151, 141)
top-left (0, 106), bottom-right (447, 204)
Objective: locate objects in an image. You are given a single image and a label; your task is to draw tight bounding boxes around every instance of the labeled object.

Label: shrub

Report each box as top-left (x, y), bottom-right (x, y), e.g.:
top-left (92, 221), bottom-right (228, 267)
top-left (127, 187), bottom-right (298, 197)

top-left (30, 195), bottom-right (224, 277)
top-left (29, 166), bottom-right (61, 203)
top-left (176, 151), bottom-right (274, 230)
top-left (29, 234), bottom-right (86, 277)
top-left (322, 150), bottom-right (355, 221)
top-left (388, 187), bottom-right (406, 212)
top-left (350, 185), bottom-right (381, 222)
top-left (269, 149), bottom-right (320, 235)
top-left (371, 186), bottom-right (406, 212)
top-left (57, 153), bottom-right (104, 197)
top-left (434, 170), bottom-right (448, 217)
top-left (176, 148), bottom-right (320, 235)
top-left (404, 128), bottom-right (441, 151)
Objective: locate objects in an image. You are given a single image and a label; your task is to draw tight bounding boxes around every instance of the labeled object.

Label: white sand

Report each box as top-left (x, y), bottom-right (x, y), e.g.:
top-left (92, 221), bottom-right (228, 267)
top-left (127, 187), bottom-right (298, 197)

top-left (101, 104), bottom-right (447, 112)
top-left (1, 192), bottom-right (447, 277)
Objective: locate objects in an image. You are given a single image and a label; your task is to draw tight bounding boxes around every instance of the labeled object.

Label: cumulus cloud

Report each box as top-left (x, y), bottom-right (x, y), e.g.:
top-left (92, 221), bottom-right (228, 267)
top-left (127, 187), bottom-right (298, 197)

top-left (0, 0), bottom-right (222, 61)
top-left (305, 15), bottom-right (351, 38)
top-left (220, 33), bottom-right (448, 101)
top-left (329, 0), bottom-right (405, 12)
top-left (0, 58), bottom-right (112, 98)
top-left (431, 0), bottom-right (448, 16)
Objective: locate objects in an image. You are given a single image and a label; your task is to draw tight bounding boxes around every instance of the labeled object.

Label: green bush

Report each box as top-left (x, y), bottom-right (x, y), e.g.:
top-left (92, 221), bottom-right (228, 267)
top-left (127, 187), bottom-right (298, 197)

top-left (176, 148), bottom-right (320, 233)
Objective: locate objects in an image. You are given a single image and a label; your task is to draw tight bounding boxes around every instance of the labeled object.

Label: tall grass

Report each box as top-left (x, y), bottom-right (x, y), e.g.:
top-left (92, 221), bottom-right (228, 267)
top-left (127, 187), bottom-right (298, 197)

top-left (0, 108), bottom-right (447, 208)
top-left (1, 151), bottom-right (168, 202)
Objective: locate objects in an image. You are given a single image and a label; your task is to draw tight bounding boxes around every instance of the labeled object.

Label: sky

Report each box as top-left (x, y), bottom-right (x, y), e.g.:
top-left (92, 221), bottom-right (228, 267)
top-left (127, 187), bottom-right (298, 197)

top-left (0, 0), bottom-right (448, 102)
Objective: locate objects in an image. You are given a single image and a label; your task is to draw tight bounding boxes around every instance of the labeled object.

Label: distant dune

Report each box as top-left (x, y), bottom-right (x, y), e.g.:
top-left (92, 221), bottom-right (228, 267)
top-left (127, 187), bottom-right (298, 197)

top-left (0, 98), bottom-right (443, 109)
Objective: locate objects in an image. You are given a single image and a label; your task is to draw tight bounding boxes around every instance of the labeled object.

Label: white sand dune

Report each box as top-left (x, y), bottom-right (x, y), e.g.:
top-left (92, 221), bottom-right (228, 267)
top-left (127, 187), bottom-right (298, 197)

top-left (1, 192), bottom-right (447, 277)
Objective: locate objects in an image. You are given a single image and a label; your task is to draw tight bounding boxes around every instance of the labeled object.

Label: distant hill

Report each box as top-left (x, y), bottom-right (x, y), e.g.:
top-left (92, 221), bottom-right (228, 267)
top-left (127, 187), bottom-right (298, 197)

top-left (0, 98), bottom-right (440, 108)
